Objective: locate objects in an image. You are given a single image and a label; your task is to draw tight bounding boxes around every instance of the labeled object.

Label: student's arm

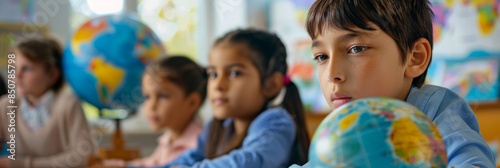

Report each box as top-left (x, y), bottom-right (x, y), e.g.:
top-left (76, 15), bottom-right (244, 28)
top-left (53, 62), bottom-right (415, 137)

top-left (169, 108), bottom-right (296, 168)
top-left (9, 94), bottom-right (94, 168)
top-left (426, 89), bottom-right (496, 168)
top-left (131, 146), bottom-right (163, 166)
top-left (127, 137), bottom-right (168, 167)
top-left (160, 123), bottom-right (210, 168)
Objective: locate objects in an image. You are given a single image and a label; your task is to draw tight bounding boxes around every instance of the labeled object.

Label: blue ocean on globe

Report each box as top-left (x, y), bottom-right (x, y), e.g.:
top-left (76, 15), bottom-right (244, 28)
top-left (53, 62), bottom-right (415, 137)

top-left (63, 14), bottom-right (164, 111)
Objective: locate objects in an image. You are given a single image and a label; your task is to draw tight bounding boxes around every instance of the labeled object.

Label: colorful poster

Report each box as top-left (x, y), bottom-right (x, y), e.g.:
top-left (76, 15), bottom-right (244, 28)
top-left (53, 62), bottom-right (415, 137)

top-left (269, 0), bottom-right (330, 113)
top-left (431, 0), bottom-right (500, 57)
top-left (428, 0), bottom-right (500, 102)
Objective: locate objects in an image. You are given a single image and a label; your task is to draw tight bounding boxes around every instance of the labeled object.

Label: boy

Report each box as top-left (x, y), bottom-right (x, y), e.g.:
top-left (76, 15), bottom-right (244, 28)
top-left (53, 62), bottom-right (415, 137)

top-left (299, 0), bottom-right (496, 167)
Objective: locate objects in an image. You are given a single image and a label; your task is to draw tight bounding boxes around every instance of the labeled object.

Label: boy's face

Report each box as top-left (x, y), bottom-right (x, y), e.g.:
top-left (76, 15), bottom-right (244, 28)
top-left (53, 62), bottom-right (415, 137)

top-left (312, 24), bottom-right (413, 110)
top-left (142, 74), bottom-right (196, 131)
top-left (14, 50), bottom-right (58, 99)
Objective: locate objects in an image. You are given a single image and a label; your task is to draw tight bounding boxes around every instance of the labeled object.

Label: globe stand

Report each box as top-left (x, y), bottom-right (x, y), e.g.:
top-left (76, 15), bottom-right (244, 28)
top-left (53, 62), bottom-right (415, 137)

top-left (97, 118), bottom-right (140, 161)
top-left (88, 109), bottom-right (140, 167)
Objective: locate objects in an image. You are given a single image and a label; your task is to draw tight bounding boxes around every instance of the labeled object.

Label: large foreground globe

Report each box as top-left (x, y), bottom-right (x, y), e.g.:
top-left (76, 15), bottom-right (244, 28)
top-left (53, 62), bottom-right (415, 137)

top-left (309, 98), bottom-right (447, 167)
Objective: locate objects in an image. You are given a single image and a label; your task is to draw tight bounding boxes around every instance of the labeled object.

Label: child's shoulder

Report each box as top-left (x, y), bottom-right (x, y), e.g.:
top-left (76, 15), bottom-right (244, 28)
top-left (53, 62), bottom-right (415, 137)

top-left (54, 87), bottom-right (81, 103)
top-left (407, 84), bottom-right (465, 104)
top-left (406, 84), bottom-right (473, 120)
top-left (248, 107), bottom-right (295, 132)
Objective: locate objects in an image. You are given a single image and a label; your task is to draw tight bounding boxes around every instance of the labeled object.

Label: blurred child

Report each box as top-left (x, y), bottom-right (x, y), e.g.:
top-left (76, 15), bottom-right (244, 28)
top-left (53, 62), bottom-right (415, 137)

top-left (296, 0), bottom-right (496, 167)
top-left (0, 35), bottom-right (93, 168)
top-left (163, 29), bottom-right (310, 168)
top-left (104, 56), bottom-right (206, 167)
top-left (0, 76), bottom-right (6, 157)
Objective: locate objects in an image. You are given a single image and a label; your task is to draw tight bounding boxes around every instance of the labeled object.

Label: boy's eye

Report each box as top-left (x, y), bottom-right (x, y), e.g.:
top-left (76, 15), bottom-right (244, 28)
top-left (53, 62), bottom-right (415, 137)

top-left (143, 95), bottom-right (150, 100)
top-left (159, 94), bottom-right (169, 99)
top-left (21, 66), bottom-right (33, 72)
top-left (229, 70), bottom-right (241, 77)
top-left (313, 54), bottom-right (328, 63)
top-left (348, 46), bottom-right (368, 54)
top-left (207, 71), bottom-right (217, 79)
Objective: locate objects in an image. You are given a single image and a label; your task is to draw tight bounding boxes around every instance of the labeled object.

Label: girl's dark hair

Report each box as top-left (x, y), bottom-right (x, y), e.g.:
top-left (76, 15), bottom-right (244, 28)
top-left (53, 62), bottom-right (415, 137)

top-left (13, 35), bottom-right (64, 92)
top-left (205, 29), bottom-right (310, 165)
top-left (145, 55), bottom-right (207, 101)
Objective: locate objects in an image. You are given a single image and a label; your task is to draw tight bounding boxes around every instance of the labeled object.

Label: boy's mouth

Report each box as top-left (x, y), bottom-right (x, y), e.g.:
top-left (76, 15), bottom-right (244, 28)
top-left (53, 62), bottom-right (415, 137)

top-left (148, 116), bottom-right (160, 124)
top-left (212, 97), bottom-right (228, 106)
top-left (330, 93), bottom-right (352, 109)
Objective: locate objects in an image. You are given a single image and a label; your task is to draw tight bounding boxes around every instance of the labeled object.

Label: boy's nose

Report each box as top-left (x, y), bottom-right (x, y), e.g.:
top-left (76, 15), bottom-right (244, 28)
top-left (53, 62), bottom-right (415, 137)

top-left (330, 76), bottom-right (344, 83)
top-left (145, 99), bottom-right (159, 112)
top-left (327, 60), bottom-right (345, 83)
top-left (15, 71), bottom-right (22, 78)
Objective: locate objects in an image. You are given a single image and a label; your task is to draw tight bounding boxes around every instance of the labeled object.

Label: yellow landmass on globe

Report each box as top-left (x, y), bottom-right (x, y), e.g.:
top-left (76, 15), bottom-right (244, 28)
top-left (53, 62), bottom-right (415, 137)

top-left (430, 124), bottom-right (443, 143)
top-left (71, 18), bottom-right (109, 55)
top-left (391, 117), bottom-right (432, 164)
top-left (89, 57), bottom-right (124, 105)
top-left (339, 113), bottom-right (359, 131)
top-left (136, 28), bottom-right (162, 64)
top-left (138, 43), bottom-right (161, 64)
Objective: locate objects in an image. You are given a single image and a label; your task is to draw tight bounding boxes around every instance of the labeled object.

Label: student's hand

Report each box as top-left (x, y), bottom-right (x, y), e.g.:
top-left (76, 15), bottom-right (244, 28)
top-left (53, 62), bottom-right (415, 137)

top-left (0, 157), bottom-right (8, 168)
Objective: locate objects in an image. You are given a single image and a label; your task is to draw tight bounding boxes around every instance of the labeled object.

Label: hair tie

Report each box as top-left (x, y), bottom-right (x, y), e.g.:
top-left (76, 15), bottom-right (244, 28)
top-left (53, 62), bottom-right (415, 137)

top-left (284, 75), bottom-right (291, 86)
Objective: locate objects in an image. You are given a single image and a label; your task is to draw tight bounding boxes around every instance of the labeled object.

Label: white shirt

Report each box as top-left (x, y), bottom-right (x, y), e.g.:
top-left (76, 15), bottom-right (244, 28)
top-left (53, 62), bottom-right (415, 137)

top-left (20, 90), bottom-right (55, 131)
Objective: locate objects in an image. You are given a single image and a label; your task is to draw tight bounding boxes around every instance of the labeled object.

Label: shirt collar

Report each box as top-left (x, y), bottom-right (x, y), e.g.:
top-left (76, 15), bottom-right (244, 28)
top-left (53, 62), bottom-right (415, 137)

top-left (406, 87), bottom-right (419, 101)
top-left (159, 118), bottom-right (203, 148)
top-left (21, 90), bottom-right (56, 110)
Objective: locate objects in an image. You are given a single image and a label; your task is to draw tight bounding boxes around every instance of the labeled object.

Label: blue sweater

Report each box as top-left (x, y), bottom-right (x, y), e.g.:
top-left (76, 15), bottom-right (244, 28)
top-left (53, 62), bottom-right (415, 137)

top-left (162, 107), bottom-right (296, 168)
top-left (294, 85), bottom-right (496, 168)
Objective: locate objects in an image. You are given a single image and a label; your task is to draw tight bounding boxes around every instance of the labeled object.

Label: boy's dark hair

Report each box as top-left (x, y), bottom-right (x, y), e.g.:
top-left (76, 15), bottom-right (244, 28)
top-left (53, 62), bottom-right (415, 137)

top-left (206, 29), bottom-right (310, 165)
top-left (13, 35), bottom-right (65, 92)
top-left (145, 55), bottom-right (207, 102)
top-left (306, 0), bottom-right (434, 88)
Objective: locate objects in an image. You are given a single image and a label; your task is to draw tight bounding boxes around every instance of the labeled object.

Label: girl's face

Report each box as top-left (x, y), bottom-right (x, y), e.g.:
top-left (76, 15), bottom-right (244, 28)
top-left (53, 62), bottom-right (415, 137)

top-left (207, 44), bottom-right (267, 120)
top-left (14, 50), bottom-right (58, 99)
top-left (142, 74), bottom-right (197, 131)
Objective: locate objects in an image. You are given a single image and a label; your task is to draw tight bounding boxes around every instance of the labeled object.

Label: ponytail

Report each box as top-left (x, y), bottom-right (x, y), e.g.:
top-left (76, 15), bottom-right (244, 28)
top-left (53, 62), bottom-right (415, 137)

top-left (282, 81), bottom-right (310, 165)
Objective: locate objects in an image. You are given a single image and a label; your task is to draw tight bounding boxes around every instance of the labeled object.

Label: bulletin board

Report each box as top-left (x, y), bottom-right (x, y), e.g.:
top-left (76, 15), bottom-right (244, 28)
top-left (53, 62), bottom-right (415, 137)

top-left (428, 0), bottom-right (500, 103)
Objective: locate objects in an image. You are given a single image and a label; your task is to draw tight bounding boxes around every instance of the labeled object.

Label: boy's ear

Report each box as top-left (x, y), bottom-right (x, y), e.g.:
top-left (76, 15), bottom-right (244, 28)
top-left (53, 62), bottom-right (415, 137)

top-left (263, 72), bottom-right (283, 99)
top-left (185, 92), bottom-right (202, 113)
top-left (405, 38), bottom-right (431, 78)
top-left (50, 68), bottom-right (61, 85)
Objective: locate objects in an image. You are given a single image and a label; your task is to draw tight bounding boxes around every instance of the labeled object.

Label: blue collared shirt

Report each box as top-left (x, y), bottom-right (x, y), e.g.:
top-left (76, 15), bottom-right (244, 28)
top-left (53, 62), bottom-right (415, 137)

top-left (160, 107), bottom-right (296, 168)
top-left (294, 85), bottom-right (496, 168)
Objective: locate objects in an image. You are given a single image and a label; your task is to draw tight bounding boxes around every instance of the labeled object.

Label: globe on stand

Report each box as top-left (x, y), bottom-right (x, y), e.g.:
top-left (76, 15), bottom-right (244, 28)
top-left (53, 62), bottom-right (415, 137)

top-left (63, 13), bottom-right (165, 163)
